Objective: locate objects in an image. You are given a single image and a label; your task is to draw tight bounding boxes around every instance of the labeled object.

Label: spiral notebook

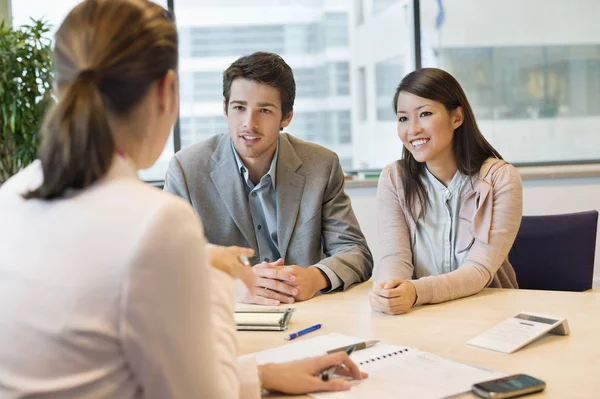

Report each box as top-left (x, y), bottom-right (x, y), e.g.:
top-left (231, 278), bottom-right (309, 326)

top-left (252, 333), bottom-right (505, 399)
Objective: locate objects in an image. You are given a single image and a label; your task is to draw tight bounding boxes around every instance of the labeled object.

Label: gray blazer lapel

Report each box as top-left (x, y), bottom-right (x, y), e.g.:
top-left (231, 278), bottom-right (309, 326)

top-left (210, 135), bottom-right (258, 249)
top-left (276, 135), bottom-right (305, 260)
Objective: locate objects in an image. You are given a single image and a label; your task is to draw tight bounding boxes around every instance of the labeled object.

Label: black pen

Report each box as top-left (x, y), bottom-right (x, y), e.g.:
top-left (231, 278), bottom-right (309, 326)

top-left (320, 344), bottom-right (356, 381)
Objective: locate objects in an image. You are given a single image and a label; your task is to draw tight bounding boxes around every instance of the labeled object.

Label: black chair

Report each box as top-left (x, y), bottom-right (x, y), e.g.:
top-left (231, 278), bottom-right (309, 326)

top-left (509, 210), bottom-right (598, 292)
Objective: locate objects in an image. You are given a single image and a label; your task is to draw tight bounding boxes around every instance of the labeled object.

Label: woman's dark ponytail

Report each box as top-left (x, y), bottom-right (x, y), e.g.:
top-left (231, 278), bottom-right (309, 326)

top-left (24, 71), bottom-right (114, 199)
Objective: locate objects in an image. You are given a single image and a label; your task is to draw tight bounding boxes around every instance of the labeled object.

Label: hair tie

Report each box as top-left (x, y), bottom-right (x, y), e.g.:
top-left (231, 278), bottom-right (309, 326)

top-left (78, 68), bottom-right (102, 84)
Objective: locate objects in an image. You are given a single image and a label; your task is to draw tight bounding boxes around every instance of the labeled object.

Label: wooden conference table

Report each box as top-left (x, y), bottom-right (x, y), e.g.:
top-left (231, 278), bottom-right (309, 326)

top-left (237, 281), bottom-right (600, 398)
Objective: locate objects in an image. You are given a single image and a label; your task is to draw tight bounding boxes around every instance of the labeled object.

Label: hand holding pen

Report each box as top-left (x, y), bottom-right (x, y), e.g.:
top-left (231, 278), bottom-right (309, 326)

top-left (320, 344), bottom-right (357, 381)
top-left (258, 349), bottom-right (368, 393)
top-left (318, 341), bottom-right (377, 382)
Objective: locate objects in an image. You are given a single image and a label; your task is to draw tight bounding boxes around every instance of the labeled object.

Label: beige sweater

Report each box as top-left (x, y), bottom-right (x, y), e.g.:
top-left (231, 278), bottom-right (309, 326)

top-left (376, 158), bottom-right (522, 305)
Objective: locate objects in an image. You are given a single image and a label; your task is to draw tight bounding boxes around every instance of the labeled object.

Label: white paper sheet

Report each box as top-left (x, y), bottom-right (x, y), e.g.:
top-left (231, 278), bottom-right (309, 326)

top-left (249, 333), bottom-right (505, 399)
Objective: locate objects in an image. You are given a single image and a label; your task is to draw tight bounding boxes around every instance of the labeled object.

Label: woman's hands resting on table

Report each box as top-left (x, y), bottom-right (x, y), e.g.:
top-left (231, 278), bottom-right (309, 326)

top-left (207, 244), bottom-right (256, 293)
top-left (369, 279), bottom-right (417, 315)
top-left (258, 351), bottom-right (368, 394)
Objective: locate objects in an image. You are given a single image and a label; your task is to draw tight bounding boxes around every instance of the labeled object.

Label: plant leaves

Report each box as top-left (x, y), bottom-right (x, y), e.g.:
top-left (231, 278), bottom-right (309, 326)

top-left (0, 18), bottom-right (53, 180)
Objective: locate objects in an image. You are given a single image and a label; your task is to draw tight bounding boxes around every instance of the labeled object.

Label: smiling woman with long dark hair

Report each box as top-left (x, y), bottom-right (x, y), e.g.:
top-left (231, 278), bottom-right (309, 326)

top-left (370, 68), bottom-right (523, 316)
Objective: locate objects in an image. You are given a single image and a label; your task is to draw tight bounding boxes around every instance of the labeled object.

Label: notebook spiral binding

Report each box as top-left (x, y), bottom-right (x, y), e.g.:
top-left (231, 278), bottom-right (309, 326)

top-left (357, 348), bottom-right (411, 366)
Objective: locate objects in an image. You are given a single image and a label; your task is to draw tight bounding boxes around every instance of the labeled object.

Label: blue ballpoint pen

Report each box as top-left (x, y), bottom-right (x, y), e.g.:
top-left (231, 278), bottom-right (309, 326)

top-left (284, 323), bottom-right (322, 341)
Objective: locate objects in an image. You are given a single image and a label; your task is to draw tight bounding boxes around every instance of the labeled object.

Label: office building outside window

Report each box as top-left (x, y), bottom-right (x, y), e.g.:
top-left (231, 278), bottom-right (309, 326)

top-left (416, 0), bottom-right (600, 165)
top-left (175, 0), bottom-right (354, 167)
top-left (9, 0), bottom-right (600, 181)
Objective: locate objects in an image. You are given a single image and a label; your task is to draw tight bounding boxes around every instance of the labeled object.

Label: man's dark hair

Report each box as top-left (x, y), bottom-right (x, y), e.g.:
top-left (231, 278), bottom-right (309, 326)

top-left (223, 52), bottom-right (296, 118)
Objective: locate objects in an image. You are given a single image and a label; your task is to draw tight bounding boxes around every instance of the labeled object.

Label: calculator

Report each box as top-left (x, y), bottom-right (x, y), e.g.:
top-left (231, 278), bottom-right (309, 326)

top-left (467, 311), bottom-right (569, 354)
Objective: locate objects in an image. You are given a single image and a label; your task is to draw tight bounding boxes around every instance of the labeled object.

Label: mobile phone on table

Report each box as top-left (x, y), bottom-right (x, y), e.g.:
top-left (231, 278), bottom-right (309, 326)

top-left (472, 374), bottom-right (546, 398)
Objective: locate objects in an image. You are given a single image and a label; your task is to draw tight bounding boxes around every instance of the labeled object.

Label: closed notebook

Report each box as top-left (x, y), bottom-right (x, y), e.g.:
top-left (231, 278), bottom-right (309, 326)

top-left (234, 308), bottom-right (295, 331)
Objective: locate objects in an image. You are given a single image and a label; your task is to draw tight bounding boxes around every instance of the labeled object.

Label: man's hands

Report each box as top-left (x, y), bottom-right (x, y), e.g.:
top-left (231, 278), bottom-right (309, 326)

top-left (281, 264), bottom-right (329, 301)
top-left (244, 259), bottom-right (297, 305)
top-left (259, 351), bottom-right (368, 394)
top-left (369, 279), bottom-right (417, 315)
top-left (238, 258), bottom-right (330, 306)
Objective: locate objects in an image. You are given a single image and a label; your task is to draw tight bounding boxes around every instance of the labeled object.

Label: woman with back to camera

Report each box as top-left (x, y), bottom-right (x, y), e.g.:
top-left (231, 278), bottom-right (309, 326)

top-left (370, 68), bottom-right (522, 316)
top-left (0, 0), bottom-right (366, 397)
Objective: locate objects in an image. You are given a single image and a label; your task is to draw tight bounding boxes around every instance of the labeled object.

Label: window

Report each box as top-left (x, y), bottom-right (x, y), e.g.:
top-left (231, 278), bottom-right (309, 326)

top-left (337, 111), bottom-right (353, 144)
top-left (350, 0), bottom-right (600, 169)
top-left (372, 0), bottom-right (402, 16)
top-left (12, 0), bottom-right (599, 180)
top-left (193, 71), bottom-right (223, 102)
top-left (418, 0), bottom-right (600, 164)
top-left (294, 66), bottom-right (328, 98)
top-left (339, 157), bottom-right (353, 170)
top-left (180, 116), bottom-right (227, 148)
top-left (285, 110), bottom-right (352, 148)
top-left (288, 112), bottom-right (330, 144)
top-left (351, 2), bottom-right (413, 169)
top-left (375, 55), bottom-right (405, 121)
top-left (187, 25), bottom-right (286, 57)
top-left (330, 62), bottom-right (351, 96)
top-left (324, 12), bottom-right (349, 47)
top-left (175, 0), bottom-right (353, 166)
top-left (437, 45), bottom-right (600, 121)
top-left (284, 23), bottom-right (323, 54)
top-left (357, 67), bottom-right (368, 122)
top-left (427, 44), bottom-right (600, 163)
top-left (355, 0), bottom-right (365, 26)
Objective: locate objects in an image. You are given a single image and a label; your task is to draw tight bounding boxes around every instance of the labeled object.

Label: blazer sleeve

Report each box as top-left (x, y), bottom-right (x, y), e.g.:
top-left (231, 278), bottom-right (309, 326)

top-left (375, 163), bottom-right (415, 282)
top-left (410, 164), bottom-right (523, 305)
top-left (119, 198), bottom-right (259, 399)
top-left (163, 155), bottom-right (192, 202)
top-left (318, 153), bottom-right (374, 290)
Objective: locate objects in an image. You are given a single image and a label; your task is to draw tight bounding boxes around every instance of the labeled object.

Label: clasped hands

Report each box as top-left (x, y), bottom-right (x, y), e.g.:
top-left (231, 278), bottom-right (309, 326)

top-left (369, 279), bottom-right (417, 315)
top-left (206, 244), bottom-right (328, 305)
top-left (241, 258), bottom-right (329, 306)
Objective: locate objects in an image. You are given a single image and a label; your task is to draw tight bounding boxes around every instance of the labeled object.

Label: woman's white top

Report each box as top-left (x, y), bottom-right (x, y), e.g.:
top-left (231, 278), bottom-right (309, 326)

top-left (0, 157), bottom-right (260, 399)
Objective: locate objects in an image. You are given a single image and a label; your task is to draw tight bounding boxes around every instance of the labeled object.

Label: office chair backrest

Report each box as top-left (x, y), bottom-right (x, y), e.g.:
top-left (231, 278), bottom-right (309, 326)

top-left (509, 210), bottom-right (598, 292)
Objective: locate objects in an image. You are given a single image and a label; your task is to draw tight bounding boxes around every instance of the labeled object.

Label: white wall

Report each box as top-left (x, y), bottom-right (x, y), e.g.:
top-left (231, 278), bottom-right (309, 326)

top-left (347, 176), bottom-right (600, 288)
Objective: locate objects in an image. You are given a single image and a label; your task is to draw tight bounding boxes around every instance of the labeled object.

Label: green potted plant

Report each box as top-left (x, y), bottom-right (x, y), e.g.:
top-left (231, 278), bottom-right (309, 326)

top-left (0, 18), bottom-right (53, 185)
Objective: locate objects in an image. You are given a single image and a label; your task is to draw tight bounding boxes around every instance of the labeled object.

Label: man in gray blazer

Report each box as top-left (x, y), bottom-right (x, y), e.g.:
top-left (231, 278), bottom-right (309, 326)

top-left (164, 52), bottom-right (372, 305)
